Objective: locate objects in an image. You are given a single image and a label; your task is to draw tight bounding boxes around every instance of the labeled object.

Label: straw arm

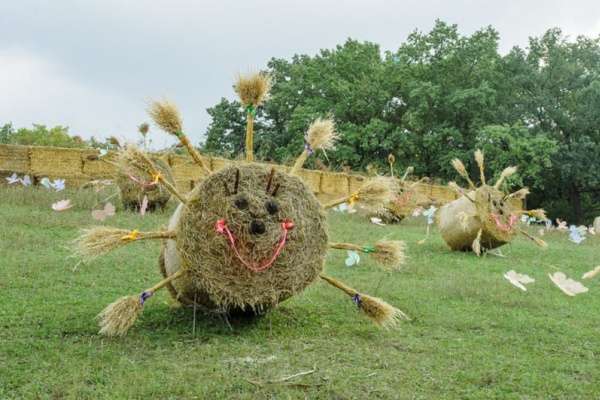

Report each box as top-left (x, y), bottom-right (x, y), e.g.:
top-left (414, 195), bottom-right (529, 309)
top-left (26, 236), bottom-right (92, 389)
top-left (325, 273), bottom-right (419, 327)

top-left (289, 150), bottom-right (309, 176)
top-left (323, 196), bottom-right (350, 210)
top-left (146, 268), bottom-right (186, 294)
top-left (329, 242), bottom-right (362, 251)
top-left (179, 135), bottom-right (211, 174)
top-left (158, 175), bottom-right (188, 204)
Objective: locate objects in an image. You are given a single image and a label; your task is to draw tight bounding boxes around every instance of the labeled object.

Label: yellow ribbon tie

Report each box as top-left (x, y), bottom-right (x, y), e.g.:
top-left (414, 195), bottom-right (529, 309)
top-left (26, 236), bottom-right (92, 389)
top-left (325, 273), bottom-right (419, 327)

top-left (121, 229), bottom-right (140, 241)
top-left (349, 193), bottom-right (360, 207)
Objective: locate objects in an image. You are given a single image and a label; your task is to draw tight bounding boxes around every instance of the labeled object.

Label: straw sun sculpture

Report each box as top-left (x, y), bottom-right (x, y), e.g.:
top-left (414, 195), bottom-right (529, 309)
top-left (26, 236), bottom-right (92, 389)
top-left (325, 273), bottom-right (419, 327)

top-left (438, 149), bottom-right (547, 255)
top-left (74, 93), bottom-right (409, 336)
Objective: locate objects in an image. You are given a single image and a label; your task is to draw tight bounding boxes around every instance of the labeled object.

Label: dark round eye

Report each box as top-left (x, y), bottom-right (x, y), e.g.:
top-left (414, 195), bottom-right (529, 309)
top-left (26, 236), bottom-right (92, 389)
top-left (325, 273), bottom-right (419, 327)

top-left (234, 195), bottom-right (248, 210)
top-left (265, 200), bottom-right (279, 215)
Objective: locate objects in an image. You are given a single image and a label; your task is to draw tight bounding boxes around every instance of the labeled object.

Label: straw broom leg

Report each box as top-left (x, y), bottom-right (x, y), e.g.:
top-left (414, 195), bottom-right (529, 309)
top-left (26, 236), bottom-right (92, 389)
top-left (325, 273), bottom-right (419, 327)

top-left (319, 274), bottom-right (409, 327)
top-left (98, 269), bottom-right (187, 336)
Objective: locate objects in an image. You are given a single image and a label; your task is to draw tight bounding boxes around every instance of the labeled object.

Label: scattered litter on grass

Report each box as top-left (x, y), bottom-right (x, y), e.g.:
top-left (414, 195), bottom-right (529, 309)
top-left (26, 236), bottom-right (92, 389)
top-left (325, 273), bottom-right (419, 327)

top-left (52, 199), bottom-right (73, 211)
top-left (549, 272), bottom-right (588, 296)
top-left (504, 270), bottom-right (535, 291)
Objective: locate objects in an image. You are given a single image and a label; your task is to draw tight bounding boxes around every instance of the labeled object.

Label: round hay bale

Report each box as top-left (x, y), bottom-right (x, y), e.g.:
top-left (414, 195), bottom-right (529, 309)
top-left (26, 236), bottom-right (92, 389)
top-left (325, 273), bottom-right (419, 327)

top-left (376, 187), bottom-right (419, 223)
top-left (438, 185), bottom-right (519, 251)
top-left (161, 163), bottom-right (328, 313)
top-left (116, 157), bottom-right (175, 211)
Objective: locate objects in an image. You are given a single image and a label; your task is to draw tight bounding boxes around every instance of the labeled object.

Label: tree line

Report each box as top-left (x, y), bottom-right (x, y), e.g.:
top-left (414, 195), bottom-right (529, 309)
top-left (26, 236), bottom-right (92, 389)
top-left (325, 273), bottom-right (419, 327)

top-left (203, 21), bottom-right (600, 224)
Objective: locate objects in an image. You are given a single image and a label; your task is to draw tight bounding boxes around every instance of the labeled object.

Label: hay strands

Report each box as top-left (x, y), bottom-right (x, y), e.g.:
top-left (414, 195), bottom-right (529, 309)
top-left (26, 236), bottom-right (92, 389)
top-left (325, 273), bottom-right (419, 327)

top-left (451, 158), bottom-right (476, 189)
top-left (74, 226), bottom-right (176, 261)
top-left (319, 274), bottom-right (409, 328)
top-left (97, 269), bottom-right (186, 336)
top-left (400, 166), bottom-right (414, 183)
top-left (148, 100), bottom-right (211, 174)
top-left (474, 149), bottom-right (486, 185)
top-left (494, 166), bottom-right (518, 190)
top-left (122, 145), bottom-right (188, 204)
top-left (290, 117), bottom-right (338, 176)
top-left (324, 176), bottom-right (397, 210)
top-left (329, 240), bottom-right (406, 271)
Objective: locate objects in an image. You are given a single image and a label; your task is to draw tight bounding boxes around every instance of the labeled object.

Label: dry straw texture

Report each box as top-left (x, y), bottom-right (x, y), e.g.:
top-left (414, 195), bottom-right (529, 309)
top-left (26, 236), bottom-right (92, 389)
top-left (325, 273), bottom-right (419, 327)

top-left (74, 227), bottom-right (134, 261)
top-left (172, 164), bottom-right (328, 312)
top-left (358, 294), bottom-right (407, 328)
top-left (74, 227), bottom-right (175, 261)
top-left (97, 296), bottom-right (143, 337)
top-left (373, 240), bottom-right (406, 271)
top-left (319, 274), bottom-right (408, 328)
top-left (306, 118), bottom-right (338, 151)
top-left (116, 155), bottom-right (175, 210)
top-left (438, 150), bottom-right (538, 253)
top-left (235, 72), bottom-right (272, 106)
top-left (147, 100), bottom-right (183, 135)
top-left (355, 176), bottom-right (398, 210)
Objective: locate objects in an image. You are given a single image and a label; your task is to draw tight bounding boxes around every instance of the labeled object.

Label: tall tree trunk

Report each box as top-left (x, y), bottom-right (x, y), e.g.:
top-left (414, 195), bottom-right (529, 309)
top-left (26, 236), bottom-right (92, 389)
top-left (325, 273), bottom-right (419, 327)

top-left (569, 183), bottom-right (583, 224)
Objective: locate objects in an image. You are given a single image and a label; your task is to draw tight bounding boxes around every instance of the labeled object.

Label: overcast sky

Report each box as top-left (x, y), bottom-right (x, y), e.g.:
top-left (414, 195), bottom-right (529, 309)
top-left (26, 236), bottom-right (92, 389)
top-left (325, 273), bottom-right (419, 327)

top-left (1, 1), bottom-right (599, 149)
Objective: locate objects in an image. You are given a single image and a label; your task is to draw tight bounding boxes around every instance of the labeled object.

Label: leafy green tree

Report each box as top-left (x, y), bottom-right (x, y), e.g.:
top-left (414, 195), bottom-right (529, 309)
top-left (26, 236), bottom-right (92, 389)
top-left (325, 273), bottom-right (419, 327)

top-left (475, 124), bottom-right (558, 191)
top-left (505, 28), bottom-right (600, 222)
top-left (386, 21), bottom-right (506, 178)
top-left (0, 124), bottom-right (87, 148)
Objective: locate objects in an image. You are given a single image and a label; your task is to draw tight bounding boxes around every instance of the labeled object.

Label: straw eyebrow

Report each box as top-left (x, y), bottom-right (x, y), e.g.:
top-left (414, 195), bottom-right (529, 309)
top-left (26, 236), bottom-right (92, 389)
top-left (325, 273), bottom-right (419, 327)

top-left (266, 168), bottom-right (275, 193)
top-left (233, 169), bottom-right (240, 194)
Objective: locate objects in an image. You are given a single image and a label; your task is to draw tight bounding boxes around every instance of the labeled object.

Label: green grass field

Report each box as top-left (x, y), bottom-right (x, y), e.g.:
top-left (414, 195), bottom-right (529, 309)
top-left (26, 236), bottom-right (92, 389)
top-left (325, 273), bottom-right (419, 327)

top-left (1, 186), bottom-right (599, 399)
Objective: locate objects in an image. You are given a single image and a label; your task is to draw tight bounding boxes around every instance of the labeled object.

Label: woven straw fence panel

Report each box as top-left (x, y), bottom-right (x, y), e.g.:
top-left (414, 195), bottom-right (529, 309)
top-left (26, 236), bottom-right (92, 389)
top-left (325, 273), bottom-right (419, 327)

top-left (0, 145), bottom-right (30, 173)
top-left (348, 175), bottom-right (366, 194)
top-left (320, 171), bottom-right (349, 196)
top-left (167, 154), bottom-right (207, 192)
top-left (82, 150), bottom-right (118, 178)
top-left (296, 169), bottom-right (322, 194)
top-left (30, 147), bottom-right (85, 177)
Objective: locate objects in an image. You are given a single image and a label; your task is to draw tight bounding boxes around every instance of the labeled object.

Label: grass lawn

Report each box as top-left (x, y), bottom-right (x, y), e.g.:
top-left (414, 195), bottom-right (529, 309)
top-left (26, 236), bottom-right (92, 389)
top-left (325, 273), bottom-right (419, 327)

top-left (1, 186), bottom-right (599, 399)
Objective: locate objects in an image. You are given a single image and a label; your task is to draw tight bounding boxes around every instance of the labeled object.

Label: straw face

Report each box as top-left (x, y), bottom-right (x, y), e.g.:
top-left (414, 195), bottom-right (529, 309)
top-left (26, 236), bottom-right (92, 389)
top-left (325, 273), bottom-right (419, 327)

top-left (439, 151), bottom-right (536, 253)
top-left (175, 164), bottom-right (328, 311)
